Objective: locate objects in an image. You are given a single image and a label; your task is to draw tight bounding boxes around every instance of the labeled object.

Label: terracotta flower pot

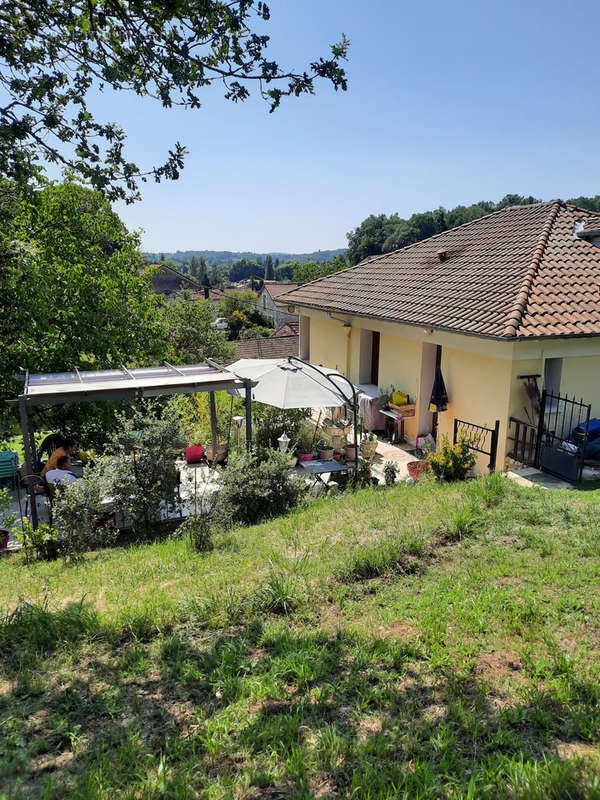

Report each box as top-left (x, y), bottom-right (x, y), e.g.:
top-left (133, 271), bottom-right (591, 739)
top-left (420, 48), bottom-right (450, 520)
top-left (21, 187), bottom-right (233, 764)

top-left (407, 461), bottom-right (431, 480)
top-left (318, 447), bottom-right (334, 460)
top-left (205, 442), bottom-right (228, 463)
top-left (360, 440), bottom-right (378, 458)
top-left (296, 451), bottom-right (313, 462)
top-left (344, 444), bottom-right (358, 462)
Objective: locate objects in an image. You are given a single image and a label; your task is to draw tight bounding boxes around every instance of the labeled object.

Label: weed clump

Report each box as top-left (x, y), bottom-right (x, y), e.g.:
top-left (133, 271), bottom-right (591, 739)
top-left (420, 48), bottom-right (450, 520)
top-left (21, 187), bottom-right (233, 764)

top-left (439, 502), bottom-right (481, 541)
top-left (337, 529), bottom-right (428, 581)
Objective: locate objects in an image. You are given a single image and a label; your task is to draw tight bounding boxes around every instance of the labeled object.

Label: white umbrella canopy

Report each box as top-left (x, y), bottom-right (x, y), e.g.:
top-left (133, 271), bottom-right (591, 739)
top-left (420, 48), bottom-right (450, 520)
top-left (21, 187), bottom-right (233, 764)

top-left (228, 357), bottom-right (354, 409)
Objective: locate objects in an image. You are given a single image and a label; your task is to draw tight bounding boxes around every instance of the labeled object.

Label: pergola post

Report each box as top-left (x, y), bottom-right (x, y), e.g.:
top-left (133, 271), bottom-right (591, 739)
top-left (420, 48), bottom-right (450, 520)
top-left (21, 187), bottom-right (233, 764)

top-left (209, 391), bottom-right (218, 468)
top-left (244, 379), bottom-right (253, 451)
top-left (18, 395), bottom-right (38, 528)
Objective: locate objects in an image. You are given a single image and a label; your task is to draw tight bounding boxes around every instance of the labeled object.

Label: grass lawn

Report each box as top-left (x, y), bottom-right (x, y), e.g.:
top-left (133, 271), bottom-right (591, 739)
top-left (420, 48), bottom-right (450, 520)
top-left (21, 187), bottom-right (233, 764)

top-left (2, 475), bottom-right (600, 798)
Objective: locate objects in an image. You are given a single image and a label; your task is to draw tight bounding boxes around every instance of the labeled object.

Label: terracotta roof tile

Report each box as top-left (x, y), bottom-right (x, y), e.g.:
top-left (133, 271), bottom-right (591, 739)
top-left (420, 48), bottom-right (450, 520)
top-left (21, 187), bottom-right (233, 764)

top-left (230, 335), bottom-right (299, 361)
top-left (279, 202), bottom-right (600, 339)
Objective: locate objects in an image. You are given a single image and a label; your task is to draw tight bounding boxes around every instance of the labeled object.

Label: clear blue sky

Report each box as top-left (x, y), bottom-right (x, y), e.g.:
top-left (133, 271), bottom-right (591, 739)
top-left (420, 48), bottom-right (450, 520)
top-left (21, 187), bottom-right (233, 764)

top-left (96, 0), bottom-right (600, 253)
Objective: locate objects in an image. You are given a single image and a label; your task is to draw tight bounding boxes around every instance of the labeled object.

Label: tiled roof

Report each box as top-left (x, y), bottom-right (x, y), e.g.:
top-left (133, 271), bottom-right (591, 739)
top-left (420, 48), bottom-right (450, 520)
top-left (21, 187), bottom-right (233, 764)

top-left (261, 282), bottom-right (299, 300)
top-left (279, 202), bottom-right (600, 340)
top-left (272, 322), bottom-right (300, 337)
top-left (231, 335), bottom-right (299, 361)
top-left (147, 264), bottom-right (204, 294)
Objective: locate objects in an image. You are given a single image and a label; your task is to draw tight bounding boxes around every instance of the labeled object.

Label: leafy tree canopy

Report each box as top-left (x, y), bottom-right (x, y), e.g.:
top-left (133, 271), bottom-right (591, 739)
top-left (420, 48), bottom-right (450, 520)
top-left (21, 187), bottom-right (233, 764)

top-left (161, 291), bottom-right (234, 364)
top-left (293, 255), bottom-right (347, 285)
top-left (0, 181), bottom-right (166, 433)
top-left (0, 2), bottom-right (349, 202)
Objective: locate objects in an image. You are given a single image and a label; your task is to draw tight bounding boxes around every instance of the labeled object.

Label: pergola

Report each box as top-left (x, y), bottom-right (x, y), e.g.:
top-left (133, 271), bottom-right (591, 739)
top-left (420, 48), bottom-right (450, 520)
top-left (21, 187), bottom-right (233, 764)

top-left (11, 362), bottom-right (253, 528)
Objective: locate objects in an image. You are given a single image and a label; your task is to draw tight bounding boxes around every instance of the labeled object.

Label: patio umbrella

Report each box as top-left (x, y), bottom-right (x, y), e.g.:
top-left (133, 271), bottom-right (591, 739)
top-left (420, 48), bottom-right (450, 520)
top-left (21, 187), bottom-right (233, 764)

top-left (429, 366), bottom-right (448, 413)
top-left (228, 357), bottom-right (352, 409)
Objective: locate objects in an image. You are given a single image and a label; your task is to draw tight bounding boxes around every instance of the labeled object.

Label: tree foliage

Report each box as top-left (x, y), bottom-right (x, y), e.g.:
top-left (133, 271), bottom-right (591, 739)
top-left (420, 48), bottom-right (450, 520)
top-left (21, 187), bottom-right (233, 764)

top-left (161, 291), bottom-right (235, 365)
top-left (293, 255), bottom-right (347, 285)
top-left (0, 181), bottom-right (166, 432)
top-left (0, 2), bottom-right (348, 201)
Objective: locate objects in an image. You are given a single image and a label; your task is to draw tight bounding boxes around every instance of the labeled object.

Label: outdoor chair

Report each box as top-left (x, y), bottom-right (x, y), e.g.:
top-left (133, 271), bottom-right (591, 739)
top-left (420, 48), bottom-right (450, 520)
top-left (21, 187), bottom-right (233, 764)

top-left (0, 450), bottom-right (19, 494)
top-left (21, 472), bottom-right (54, 525)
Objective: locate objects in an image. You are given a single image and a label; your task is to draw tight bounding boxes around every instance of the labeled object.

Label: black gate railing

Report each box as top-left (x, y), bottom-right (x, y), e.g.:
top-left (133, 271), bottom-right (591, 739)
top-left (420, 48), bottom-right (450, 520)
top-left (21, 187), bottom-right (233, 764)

top-left (453, 418), bottom-right (500, 473)
top-left (508, 416), bottom-right (538, 466)
top-left (536, 390), bottom-right (591, 484)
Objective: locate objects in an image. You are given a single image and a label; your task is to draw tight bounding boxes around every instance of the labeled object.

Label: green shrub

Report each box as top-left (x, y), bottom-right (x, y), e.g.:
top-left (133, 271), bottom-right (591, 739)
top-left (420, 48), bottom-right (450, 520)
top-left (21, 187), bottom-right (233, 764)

top-left (179, 512), bottom-right (214, 552)
top-left (16, 521), bottom-right (60, 561)
top-left (213, 449), bottom-right (305, 527)
top-left (252, 404), bottom-right (310, 451)
top-left (52, 456), bottom-right (118, 561)
top-left (427, 434), bottom-right (476, 481)
top-left (107, 401), bottom-right (184, 538)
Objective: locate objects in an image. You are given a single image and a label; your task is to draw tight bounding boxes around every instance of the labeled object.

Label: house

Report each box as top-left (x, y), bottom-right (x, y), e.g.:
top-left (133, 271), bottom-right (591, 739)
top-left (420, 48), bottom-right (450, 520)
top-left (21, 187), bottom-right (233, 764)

top-left (231, 334), bottom-right (299, 361)
top-left (146, 264), bottom-right (227, 304)
top-left (147, 264), bottom-right (205, 299)
top-left (272, 321), bottom-right (300, 338)
top-left (257, 282), bottom-right (299, 328)
top-left (279, 201), bottom-right (600, 474)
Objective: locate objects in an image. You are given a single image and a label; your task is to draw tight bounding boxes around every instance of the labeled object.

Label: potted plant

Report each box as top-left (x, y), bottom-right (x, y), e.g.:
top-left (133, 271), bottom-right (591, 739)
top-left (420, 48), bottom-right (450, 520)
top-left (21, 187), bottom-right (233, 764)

top-left (360, 431), bottom-right (378, 458)
top-left (0, 487), bottom-right (16, 550)
top-left (204, 440), bottom-right (229, 464)
top-left (295, 425), bottom-right (315, 462)
top-left (343, 437), bottom-right (358, 462)
top-left (183, 423), bottom-right (205, 463)
top-left (317, 433), bottom-right (334, 460)
top-left (383, 461), bottom-right (399, 486)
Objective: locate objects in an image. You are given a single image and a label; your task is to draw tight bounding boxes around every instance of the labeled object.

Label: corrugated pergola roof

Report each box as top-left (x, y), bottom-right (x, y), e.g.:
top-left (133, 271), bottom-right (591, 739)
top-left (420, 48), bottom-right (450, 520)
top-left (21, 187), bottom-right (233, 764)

top-left (20, 363), bottom-right (240, 406)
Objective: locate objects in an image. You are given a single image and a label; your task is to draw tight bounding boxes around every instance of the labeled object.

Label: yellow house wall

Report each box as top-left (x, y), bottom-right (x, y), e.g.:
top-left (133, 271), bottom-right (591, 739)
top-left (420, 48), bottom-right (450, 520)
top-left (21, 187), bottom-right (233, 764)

top-left (376, 334), bottom-right (423, 441)
top-left (560, 356), bottom-right (600, 417)
top-left (307, 317), bottom-right (349, 373)
top-left (437, 347), bottom-right (512, 473)
top-left (299, 306), bottom-right (600, 472)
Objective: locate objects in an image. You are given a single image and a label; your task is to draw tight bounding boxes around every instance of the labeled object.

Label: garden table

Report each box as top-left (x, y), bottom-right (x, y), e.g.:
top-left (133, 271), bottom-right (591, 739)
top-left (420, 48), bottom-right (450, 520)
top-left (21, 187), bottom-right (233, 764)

top-left (300, 459), bottom-right (348, 488)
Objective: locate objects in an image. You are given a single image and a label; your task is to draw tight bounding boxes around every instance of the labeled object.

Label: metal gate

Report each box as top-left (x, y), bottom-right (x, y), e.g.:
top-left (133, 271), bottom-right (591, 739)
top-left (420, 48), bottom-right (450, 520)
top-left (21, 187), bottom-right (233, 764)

top-left (453, 418), bottom-right (500, 473)
top-left (536, 390), bottom-right (591, 484)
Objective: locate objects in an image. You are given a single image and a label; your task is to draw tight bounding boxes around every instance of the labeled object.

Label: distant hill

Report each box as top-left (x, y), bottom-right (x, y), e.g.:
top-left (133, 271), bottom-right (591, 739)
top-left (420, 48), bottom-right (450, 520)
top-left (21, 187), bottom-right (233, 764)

top-left (142, 248), bottom-right (346, 267)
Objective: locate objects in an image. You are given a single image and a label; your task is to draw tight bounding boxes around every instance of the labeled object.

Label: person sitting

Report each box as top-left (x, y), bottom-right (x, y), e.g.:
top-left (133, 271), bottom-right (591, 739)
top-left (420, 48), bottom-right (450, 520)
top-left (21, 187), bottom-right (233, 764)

top-left (45, 454), bottom-right (79, 485)
top-left (41, 438), bottom-right (76, 477)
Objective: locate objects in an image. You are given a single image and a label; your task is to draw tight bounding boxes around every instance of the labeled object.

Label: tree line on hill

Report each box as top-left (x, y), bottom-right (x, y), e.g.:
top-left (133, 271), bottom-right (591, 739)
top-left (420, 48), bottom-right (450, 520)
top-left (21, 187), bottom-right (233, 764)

top-left (156, 252), bottom-right (349, 287)
top-left (346, 194), bottom-right (600, 265)
top-left (153, 194), bottom-right (600, 287)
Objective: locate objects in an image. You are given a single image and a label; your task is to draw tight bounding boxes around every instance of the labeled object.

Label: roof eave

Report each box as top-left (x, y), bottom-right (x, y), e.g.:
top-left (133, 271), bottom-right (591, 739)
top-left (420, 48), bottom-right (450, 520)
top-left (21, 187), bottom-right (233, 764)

top-left (289, 301), bottom-right (600, 344)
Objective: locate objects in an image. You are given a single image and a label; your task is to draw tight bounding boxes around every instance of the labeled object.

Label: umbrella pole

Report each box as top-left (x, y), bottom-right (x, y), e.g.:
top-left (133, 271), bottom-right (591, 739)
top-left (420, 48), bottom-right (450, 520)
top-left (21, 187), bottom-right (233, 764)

top-left (352, 393), bottom-right (359, 491)
top-left (311, 411), bottom-right (322, 450)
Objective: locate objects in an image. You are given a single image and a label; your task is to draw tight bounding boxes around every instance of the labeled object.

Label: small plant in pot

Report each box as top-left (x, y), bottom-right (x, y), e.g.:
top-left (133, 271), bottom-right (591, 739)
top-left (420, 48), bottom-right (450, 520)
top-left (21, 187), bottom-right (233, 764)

top-left (383, 460), bottom-right (399, 486)
top-left (317, 433), bottom-right (334, 460)
top-left (360, 431), bottom-right (378, 458)
top-left (295, 425), bottom-right (315, 462)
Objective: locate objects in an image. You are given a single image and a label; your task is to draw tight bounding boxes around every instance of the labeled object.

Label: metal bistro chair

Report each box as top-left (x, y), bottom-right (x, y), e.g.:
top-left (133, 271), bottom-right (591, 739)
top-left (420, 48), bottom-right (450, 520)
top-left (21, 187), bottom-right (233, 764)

top-left (21, 472), bottom-right (55, 526)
